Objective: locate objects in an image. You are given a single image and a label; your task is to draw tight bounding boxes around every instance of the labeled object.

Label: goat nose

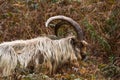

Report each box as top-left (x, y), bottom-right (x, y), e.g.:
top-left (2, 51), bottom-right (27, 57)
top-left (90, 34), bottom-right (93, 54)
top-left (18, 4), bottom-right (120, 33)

top-left (81, 54), bottom-right (87, 60)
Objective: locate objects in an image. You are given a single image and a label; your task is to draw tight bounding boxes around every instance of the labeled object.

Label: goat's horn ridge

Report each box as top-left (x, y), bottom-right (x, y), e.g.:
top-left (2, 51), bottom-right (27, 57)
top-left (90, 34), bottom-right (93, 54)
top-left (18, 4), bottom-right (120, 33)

top-left (45, 15), bottom-right (83, 40)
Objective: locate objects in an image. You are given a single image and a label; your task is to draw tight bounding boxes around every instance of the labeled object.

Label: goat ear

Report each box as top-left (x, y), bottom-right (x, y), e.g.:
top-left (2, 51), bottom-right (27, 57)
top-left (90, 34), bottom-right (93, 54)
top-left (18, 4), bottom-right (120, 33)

top-left (80, 40), bottom-right (88, 47)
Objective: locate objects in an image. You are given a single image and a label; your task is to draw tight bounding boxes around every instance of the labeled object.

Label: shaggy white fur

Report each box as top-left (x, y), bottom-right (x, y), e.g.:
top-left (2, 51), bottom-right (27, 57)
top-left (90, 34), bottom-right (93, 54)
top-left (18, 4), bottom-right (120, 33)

top-left (0, 36), bottom-right (77, 76)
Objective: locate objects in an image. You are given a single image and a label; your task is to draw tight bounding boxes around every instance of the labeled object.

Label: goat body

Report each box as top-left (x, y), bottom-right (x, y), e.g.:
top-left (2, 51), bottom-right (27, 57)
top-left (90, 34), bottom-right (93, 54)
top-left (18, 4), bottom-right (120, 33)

top-left (0, 36), bottom-right (77, 76)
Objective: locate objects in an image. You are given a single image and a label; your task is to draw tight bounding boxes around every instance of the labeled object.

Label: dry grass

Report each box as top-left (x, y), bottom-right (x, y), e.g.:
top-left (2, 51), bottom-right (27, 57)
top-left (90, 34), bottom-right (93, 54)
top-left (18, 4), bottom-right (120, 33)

top-left (0, 0), bottom-right (120, 80)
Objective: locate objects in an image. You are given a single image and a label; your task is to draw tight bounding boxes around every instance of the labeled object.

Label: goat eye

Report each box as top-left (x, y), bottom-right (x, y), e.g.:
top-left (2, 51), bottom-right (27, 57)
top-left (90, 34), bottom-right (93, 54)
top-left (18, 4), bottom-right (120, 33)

top-left (80, 42), bottom-right (84, 48)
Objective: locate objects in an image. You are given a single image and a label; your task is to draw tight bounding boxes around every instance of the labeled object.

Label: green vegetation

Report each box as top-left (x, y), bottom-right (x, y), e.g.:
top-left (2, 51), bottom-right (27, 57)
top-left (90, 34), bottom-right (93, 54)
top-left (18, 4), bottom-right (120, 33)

top-left (0, 0), bottom-right (119, 80)
top-left (84, 19), bottom-right (111, 51)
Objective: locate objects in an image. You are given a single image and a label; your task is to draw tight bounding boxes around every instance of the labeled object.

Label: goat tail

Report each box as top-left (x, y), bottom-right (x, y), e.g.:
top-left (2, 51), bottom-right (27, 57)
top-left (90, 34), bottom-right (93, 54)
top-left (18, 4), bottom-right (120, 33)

top-left (0, 46), bottom-right (18, 77)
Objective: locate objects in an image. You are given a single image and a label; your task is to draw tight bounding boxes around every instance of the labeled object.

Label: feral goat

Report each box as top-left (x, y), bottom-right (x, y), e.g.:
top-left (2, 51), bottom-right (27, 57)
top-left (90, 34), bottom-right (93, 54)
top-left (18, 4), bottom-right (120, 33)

top-left (0, 15), bottom-right (88, 77)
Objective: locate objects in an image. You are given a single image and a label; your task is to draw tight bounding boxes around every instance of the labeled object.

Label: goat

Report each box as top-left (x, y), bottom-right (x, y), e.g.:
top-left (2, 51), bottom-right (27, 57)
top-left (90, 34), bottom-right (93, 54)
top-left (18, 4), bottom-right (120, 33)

top-left (45, 15), bottom-right (88, 61)
top-left (0, 15), bottom-right (88, 77)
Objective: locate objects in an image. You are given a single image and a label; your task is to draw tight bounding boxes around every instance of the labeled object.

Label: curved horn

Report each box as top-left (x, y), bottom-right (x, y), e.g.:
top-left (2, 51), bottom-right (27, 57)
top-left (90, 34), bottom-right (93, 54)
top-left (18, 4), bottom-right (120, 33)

top-left (45, 15), bottom-right (83, 40)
